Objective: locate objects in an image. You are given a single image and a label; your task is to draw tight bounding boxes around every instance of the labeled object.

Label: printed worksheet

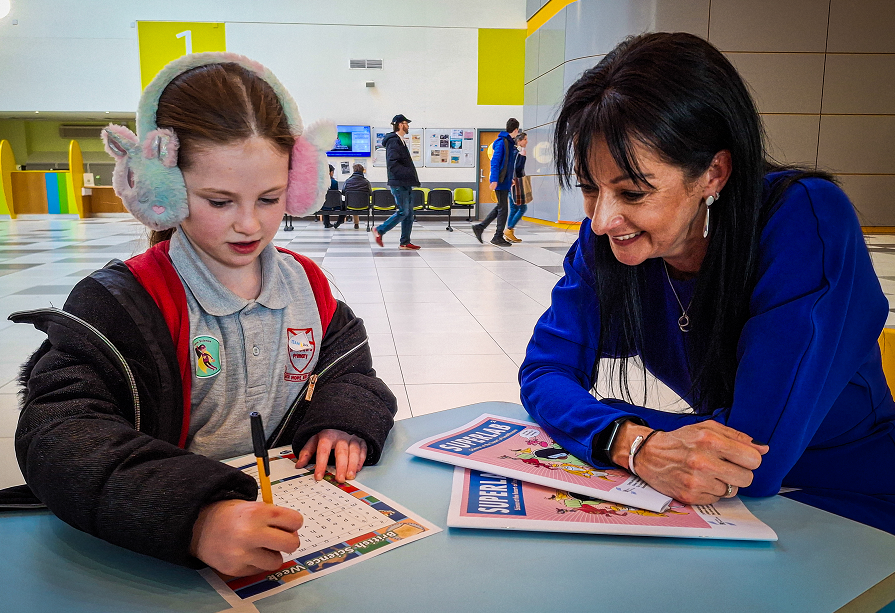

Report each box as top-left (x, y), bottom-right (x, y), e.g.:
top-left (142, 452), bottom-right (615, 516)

top-left (199, 447), bottom-right (441, 607)
top-left (449, 468), bottom-right (777, 541)
top-left (407, 414), bottom-right (673, 512)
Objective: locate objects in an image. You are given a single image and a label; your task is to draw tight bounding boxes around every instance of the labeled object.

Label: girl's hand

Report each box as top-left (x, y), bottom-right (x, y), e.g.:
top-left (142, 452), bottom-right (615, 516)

top-left (612, 420), bottom-right (769, 505)
top-left (294, 429), bottom-right (368, 482)
top-left (190, 499), bottom-right (303, 577)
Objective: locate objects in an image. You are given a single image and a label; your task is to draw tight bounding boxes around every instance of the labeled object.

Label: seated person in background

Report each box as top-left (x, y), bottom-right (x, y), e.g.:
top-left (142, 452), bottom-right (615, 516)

top-left (343, 163), bottom-right (372, 229)
top-left (322, 164), bottom-right (345, 228)
top-left (9, 53), bottom-right (397, 576)
top-left (519, 32), bottom-right (895, 535)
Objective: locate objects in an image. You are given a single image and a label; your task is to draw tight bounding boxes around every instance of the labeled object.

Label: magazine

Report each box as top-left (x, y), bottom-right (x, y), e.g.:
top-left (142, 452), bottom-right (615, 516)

top-left (448, 467), bottom-right (777, 541)
top-left (406, 414), bottom-right (673, 512)
top-left (199, 447), bottom-right (441, 608)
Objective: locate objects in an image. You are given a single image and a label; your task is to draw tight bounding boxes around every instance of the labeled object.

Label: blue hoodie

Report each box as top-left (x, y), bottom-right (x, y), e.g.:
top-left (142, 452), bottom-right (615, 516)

top-left (489, 131), bottom-right (517, 191)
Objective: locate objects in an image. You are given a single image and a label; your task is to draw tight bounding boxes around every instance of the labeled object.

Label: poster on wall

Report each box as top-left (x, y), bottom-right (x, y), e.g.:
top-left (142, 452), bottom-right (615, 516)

top-left (424, 129), bottom-right (475, 167)
top-left (372, 128), bottom-right (424, 167)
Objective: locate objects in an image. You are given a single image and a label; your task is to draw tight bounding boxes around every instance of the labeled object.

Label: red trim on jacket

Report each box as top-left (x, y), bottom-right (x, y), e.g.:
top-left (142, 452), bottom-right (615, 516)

top-left (124, 241), bottom-right (337, 449)
top-left (124, 242), bottom-right (193, 448)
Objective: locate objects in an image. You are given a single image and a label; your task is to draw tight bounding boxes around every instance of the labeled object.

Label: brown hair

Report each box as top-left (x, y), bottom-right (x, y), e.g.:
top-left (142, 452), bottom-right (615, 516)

top-left (352, 163), bottom-right (365, 173)
top-left (149, 62), bottom-right (294, 246)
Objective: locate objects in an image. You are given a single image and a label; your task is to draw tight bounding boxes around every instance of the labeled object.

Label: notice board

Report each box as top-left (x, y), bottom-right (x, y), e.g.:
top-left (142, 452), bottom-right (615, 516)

top-left (424, 129), bottom-right (476, 167)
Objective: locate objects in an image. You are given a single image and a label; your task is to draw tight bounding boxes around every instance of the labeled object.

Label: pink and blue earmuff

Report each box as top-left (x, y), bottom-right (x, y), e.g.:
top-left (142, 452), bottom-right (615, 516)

top-left (102, 52), bottom-right (335, 231)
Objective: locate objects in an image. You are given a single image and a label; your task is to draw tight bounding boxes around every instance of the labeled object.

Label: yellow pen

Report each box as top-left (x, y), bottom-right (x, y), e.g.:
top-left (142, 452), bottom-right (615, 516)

top-left (250, 411), bottom-right (274, 505)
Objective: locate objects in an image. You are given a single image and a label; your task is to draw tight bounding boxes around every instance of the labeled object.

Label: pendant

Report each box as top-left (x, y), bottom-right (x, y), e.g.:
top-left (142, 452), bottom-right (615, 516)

top-left (678, 313), bottom-right (690, 332)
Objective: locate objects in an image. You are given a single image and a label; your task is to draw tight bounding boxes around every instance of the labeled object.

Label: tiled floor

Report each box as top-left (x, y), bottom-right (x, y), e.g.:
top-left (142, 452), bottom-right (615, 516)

top-left (1, 215), bottom-right (894, 490)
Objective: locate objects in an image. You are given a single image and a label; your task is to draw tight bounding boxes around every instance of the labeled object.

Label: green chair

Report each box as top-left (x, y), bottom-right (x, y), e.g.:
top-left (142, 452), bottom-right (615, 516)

top-left (453, 187), bottom-right (476, 222)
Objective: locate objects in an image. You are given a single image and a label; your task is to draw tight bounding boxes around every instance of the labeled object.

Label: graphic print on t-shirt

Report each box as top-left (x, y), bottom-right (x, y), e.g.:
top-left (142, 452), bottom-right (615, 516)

top-left (193, 335), bottom-right (221, 378)
top-left (285, 328), bottom-right (316, 382)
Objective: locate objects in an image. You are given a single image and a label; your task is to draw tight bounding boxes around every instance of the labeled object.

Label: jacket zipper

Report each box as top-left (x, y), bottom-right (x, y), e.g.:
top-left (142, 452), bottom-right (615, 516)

top-left (269, 338), bottom-right (369, 448)
top-left (14, 307), bottom-right (141, 431)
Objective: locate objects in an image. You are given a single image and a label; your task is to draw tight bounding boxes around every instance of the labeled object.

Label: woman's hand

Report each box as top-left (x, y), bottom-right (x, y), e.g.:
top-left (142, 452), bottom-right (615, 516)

top-left (294, 429), bottom-right (368, 482)
top-left (611, 420), bottom-right (769, 505)
top-left (190, 499), bottom-right (303, 577)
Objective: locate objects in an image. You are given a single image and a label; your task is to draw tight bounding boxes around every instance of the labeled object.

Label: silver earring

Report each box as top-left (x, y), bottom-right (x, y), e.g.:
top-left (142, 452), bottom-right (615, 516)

top-left (703, 192), bottom-right (719, 238)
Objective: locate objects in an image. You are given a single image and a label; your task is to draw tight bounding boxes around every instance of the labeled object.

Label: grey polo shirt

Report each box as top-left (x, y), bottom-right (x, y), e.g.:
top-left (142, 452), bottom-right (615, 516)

top-left (169, 230), bottom-right (323, 460)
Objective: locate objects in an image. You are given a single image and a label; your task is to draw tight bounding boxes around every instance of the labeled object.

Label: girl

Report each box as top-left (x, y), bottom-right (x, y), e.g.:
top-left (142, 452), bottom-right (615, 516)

top-left (8, 53), bottom-right (397, 576)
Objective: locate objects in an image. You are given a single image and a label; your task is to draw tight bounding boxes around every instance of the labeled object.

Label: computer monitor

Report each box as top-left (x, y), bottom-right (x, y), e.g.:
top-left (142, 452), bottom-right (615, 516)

top-left (327, 125), bottom-right (372, 157)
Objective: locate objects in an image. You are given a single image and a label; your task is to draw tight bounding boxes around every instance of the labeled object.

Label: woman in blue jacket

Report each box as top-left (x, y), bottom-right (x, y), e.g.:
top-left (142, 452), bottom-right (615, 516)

top-left (519, 32), bottom-right (895, 534)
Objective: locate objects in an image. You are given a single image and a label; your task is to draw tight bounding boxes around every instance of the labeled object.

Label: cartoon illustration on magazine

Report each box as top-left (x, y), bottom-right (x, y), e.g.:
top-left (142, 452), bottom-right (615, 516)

top-left (499, 442), bottom-right (612, 480)
top-left (550, 491), bottom-right (689, 519)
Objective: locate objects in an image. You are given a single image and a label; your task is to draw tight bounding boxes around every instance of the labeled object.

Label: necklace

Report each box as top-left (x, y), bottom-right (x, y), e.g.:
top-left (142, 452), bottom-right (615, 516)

top-left (663, 261), bottom-right (693, 332)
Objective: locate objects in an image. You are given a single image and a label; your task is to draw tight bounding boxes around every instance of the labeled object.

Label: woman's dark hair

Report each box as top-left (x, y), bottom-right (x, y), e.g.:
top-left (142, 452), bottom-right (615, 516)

top-left (554, 32), bottom-right (832, 413)
top-left (516, 132), bottom-right (527, 144)
top-left (149, 62), bottom-right (294, 246)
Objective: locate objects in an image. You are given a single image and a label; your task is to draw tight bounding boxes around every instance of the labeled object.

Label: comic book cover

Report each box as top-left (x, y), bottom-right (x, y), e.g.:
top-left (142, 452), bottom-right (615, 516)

top-left (406, 414), bottom-right (673, 512)
top-left (448, 467), bottom-right (777, 541)
top-left (199, 447), bottom-right (441, 608)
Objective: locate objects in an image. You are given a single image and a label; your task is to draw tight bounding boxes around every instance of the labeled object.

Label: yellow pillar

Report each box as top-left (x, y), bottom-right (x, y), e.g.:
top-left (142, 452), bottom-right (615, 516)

top-left (68, 140), bottom-right (86, 218)
top-left (0, 140), bottom-right (16, 219)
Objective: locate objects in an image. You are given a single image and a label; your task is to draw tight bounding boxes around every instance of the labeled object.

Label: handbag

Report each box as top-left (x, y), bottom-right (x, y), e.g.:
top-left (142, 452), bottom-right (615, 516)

top-left (521, 175), bottom-right (533, 204)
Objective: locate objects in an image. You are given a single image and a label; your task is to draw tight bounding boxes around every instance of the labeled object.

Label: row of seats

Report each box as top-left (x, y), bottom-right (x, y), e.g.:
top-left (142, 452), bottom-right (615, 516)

top-left (319, 187), bottom-right (476, 232)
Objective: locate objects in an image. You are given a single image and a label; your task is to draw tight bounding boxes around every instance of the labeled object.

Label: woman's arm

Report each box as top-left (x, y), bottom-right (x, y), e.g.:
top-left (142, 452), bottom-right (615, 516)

top-left (520, 231), bottom-right (654, 466)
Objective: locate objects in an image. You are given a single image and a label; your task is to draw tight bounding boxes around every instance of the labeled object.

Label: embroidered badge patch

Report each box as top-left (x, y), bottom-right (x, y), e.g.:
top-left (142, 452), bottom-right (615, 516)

top-left (193, 335), bottom-right (221, 378)
top-left (284, 328), bottom-right (316, 382)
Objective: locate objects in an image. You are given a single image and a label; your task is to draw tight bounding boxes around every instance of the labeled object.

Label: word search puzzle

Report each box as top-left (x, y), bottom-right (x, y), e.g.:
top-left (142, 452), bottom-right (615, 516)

top-left (199, 447), bottom-right (440, 607)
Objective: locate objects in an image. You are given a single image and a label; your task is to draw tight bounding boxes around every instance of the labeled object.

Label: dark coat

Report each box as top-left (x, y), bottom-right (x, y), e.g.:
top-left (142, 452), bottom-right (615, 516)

top-left (382, 132), bottom-right (420, 187)
top-left (343, 171), bottom-right (372, 194)
top-left (8, 244), bottom-right (396, 568)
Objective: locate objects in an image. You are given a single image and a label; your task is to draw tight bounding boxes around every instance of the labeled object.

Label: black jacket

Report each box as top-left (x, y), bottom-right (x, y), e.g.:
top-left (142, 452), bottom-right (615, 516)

top-left (342, 171), bottom-right (372, 194)
top-left (7, 256), bottom-right (396, 568)
top-left (382, 132), bottom-right (420, 187)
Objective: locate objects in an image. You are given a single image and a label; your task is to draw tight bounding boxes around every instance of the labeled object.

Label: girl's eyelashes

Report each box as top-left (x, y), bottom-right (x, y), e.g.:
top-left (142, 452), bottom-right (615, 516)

top-left (207, 199), bottom-right (230, 208)
top-left (259, 197), bottom-right (281, 205)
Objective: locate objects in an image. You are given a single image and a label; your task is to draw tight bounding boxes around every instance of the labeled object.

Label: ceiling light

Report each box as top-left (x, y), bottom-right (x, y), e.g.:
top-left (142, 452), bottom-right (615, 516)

top-left (0, 0), bottom-right (11, 20)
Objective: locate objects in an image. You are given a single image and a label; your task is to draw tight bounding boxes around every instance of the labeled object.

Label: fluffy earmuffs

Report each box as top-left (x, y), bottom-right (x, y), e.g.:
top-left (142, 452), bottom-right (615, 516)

top-left (102, 52), bottom-right (335, 230)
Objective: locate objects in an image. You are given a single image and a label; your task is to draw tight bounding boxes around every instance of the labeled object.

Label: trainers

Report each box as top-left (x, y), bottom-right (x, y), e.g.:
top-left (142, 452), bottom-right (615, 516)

top-left (373, 228), bottom-right (384, 247)
top-left (471, 224), bottom-right (484, 243)
top-left (399, 243), bottom-right (421, 250)
top-left (354, 223), bottom-right (360, 229)
top-left (491, 236), bottom-right (512, 247)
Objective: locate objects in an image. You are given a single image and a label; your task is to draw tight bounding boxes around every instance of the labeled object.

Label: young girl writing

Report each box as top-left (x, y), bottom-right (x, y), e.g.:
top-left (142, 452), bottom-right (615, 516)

top-left (8, 53), bottom-right (397, 577)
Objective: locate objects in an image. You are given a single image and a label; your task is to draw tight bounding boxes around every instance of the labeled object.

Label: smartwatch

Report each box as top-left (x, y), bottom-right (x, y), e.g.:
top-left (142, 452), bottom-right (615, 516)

top-left (592, 416), bottom-right (647, 466)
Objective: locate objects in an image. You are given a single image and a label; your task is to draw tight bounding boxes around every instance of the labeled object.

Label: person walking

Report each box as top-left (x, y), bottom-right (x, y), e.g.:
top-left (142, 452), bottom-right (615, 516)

top-left (343, 163), bottom-right (372, 229)
top-left (472, 118), bottom-right (519, 246)
top-left (373, 114), bottom-right (420, 250)
top-left (505, 132), bottom-right (528, 242)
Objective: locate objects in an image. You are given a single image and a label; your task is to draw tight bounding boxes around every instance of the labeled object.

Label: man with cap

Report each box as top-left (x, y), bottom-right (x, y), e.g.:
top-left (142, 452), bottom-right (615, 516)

top-left (373, 114), bottom-right (421, 250)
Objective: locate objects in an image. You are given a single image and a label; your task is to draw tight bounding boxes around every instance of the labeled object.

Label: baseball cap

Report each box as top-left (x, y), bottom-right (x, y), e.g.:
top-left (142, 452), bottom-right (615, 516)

top-left (392, 114), bottom-right (411, 124)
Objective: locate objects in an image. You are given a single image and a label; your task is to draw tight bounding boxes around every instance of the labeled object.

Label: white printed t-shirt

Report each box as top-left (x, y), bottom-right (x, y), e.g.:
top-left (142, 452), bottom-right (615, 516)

top-left (168, 230), bottom-right (323, 460)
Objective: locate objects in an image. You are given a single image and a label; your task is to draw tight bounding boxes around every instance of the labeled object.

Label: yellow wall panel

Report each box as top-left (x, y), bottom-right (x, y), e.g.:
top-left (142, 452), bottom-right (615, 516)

top-left (478, 29), bottom-right (526, 106)
top-left (138, 22), bottom-right (226, 89)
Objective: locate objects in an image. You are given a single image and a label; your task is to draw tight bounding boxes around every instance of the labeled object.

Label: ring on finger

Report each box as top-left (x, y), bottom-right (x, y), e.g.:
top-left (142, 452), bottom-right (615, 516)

top-left (724, 483), bottom-right (734, 498)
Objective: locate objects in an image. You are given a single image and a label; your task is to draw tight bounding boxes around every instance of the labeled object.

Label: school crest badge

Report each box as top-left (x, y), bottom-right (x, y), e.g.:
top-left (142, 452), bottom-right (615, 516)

top-left (285, 328), bottom-right (316, 382)
top-left (193, 335), bottom-right (221, 378)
